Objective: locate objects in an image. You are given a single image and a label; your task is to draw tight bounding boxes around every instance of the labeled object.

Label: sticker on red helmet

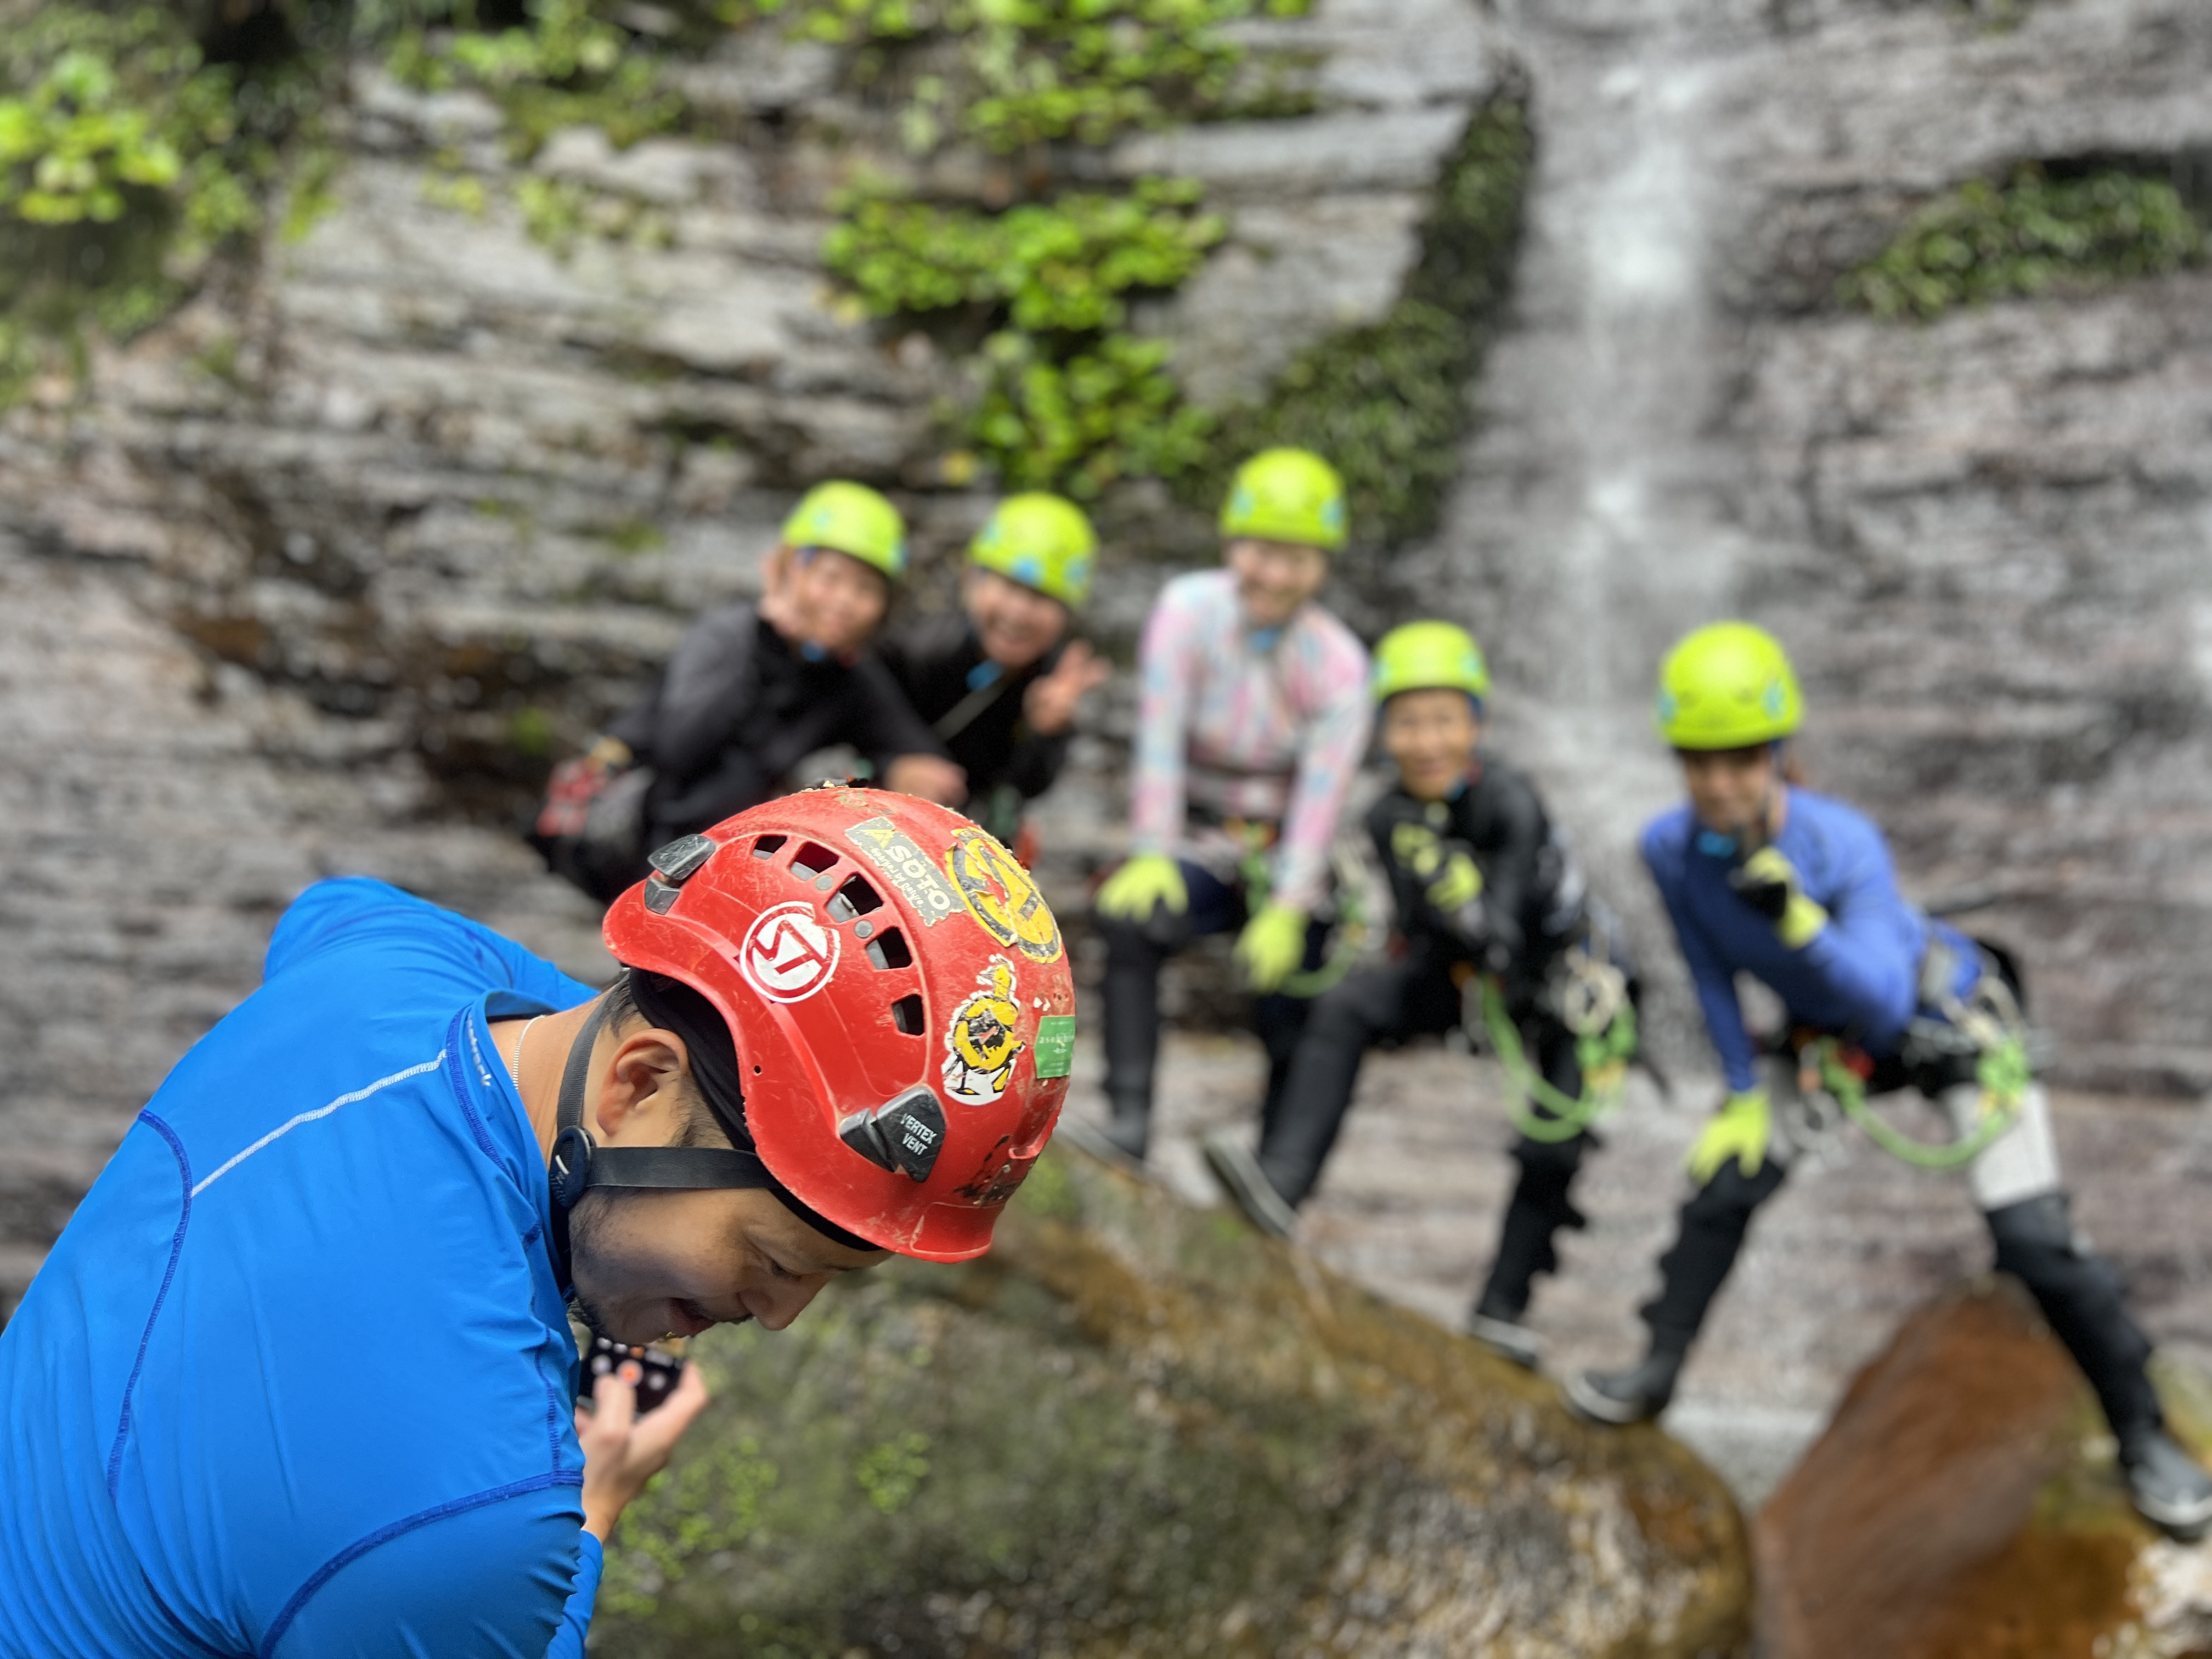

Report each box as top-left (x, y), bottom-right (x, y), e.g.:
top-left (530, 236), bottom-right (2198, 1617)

top-left (738, 900), bottom-right (841, 1003)
top-left (943, 826), bottom-right (1063, 963)
top-left (1032, 1015), bottom-right (1075, 1080)
top-left (942, 956), bottom-right (1026, 1106)
top-left (845, 815), bottom-right (968, 927)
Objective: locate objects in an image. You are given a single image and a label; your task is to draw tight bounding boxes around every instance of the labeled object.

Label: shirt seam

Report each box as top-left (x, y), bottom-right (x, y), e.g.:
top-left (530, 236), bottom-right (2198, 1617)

top-left (258, 1470), bottom-right (584, 1658)
top-left (107, 1111), bottom-right (193, 1502)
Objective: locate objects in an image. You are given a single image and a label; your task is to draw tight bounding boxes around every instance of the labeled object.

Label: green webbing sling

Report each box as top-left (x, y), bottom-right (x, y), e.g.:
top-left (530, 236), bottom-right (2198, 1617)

top-left (1805, 1030), bottom-right (2031, 1171)
top-left (1476, 964), bottom-right (1638, 1144)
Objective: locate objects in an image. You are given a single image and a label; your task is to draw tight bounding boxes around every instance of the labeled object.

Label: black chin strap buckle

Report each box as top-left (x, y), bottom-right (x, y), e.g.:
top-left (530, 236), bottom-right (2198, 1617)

top-left (550, 1123), bottom-right (597, 1211)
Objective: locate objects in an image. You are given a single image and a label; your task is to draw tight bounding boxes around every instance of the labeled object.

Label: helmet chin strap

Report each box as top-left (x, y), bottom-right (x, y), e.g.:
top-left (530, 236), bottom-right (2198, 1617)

top-left (544, 999), bottom-right (783, 1285)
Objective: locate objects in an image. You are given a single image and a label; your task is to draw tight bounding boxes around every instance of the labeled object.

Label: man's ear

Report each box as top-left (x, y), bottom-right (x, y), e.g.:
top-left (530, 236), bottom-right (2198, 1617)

top-left (591, 1029), bottom-right (694, 1145)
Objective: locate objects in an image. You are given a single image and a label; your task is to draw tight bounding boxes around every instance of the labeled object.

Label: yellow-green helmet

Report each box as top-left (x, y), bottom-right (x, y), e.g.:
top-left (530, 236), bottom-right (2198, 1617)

top-left (1656, 622), bottom-right (1803, 749)
top-left (781, 481), bottom-right (907, 579)
top-left (1372, 620), bottom-right (1491, 703)
top-left (1219, 447), bottom-right (1348, 552)
top-left (968, 492), bottom-right (1096, 608)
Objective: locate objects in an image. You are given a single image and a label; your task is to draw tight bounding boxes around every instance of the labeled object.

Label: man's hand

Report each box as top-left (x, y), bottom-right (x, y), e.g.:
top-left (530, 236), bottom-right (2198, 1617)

top-left (1685, 1089), bottom-right (1771, 1186)
top-left (1097, 853), bottom-right (1187, 922)
top-left (884, 753), bottom-right (967, 805)
top-left (1235, 903), bottom-right (1308, 993)
top-left (1023, 641), bottom-right (1111, 737)
top-left (577, 1361), bottom-right (712, 1543)
top-left (1729, 847), bottom-right (1827, 949)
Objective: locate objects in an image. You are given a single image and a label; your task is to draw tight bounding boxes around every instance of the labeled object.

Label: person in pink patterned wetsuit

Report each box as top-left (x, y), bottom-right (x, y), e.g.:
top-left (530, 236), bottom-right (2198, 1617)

top-left (1092, 449), bottom-right (1373, 1160)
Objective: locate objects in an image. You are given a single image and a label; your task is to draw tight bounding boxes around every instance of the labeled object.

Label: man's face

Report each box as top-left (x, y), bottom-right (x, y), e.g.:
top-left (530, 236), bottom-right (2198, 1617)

top-left (964, 565), bottom-right (1069, 669)
top-left (1381, 687), bottom-right (1482, 802)
top-left (1679, 744), bottom-right (1778, 837)
top-left (1225, 537), bottom-right (1329, 629)
top-left (568, 1184), bottom-right (885, 1345)
top-left (783, 547), bottom-right (891, 655)
top-left (564, 1023), bottom-right (889, 1345)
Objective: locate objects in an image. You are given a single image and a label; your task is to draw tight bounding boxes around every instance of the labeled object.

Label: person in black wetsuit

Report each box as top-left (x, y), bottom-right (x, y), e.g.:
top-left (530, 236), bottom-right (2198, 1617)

top-left (877, 492), bottom-right (1110, 848)
top-left (1203, 622), bottom-right (1636, 1370)
top-left (539, 482), bottom-right (963, 900)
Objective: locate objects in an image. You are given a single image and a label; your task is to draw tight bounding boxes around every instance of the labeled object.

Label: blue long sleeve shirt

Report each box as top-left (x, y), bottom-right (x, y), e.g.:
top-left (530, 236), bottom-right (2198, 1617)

top-left (1640, 791), bottom-right (1975, 1093)
top-left (0, 878), bottom-right (606, 1657)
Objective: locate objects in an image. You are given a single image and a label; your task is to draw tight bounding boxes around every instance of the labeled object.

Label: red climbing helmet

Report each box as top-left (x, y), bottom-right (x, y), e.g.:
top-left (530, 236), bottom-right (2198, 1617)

top-left (601, 786), bottom-right (1076, 1262)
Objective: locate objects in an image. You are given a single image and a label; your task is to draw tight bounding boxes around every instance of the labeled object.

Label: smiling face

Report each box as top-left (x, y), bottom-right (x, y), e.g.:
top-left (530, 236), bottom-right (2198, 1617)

top-left (964, 565), bottom-right (1069, 670)
top-left (1224, 537), bottom-right (1330, 630)
top-left (1381, 687), bottom-right (1483, 802)
top-left (1678, 743), bottom-right (1780, 838)
top-left (780, 545), bottom-right (893, 655)
top-left (567, 1184), bottom-right (884, 1344)
top-left (561, 1020), bottom-right (888, 1345)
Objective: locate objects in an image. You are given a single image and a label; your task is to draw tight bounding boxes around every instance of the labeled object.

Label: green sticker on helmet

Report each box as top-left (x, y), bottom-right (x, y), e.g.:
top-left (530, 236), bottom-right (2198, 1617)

top-left (1032, 1015), bottom-right (1076, 1079)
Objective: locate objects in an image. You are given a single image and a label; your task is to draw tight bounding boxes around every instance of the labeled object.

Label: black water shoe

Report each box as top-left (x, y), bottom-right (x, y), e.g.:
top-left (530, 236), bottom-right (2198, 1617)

top-left (1565, 1350), bottom-right (1684, 1425)
top-left (2122, 1426), bottom-right (2212, 1538)
top-left (1466, 1302), bottom-right (1542, 1370)
top-left (1202, 1132), bottom-right (1297, 1239)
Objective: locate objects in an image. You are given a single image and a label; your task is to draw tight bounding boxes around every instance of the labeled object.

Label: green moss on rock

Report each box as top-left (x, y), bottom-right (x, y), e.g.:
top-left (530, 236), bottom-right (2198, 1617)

top-left (1840, 162), bottom-right (2204, 322)
top-left (594, 1147), bottom-right (1750, 1657)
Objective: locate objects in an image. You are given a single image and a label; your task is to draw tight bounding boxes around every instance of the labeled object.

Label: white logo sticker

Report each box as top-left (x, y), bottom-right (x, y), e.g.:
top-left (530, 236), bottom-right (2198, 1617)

top-left (740, 901), bottom-right (839, 1003)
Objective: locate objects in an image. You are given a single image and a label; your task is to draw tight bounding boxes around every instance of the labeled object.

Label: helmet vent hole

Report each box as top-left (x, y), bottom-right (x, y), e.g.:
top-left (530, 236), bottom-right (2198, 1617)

top-left (752, 834), bottom-right (788, 859)
top-left (890, 994), bottom-right (924, 1035)
top-left (826, 873), bottom-right (884, 923)
top-left (789, 841), bottom-right (839, 879)
top-left (866, 928), bottom-right (912, 970)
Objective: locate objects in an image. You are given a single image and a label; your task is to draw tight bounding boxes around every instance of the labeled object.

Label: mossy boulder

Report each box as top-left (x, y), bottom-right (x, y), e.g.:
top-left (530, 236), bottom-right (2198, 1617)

top-left (1756, 1277), bottom-right (2212, 1658)
top-left (594, 1146), bottom-right (1751, 1657)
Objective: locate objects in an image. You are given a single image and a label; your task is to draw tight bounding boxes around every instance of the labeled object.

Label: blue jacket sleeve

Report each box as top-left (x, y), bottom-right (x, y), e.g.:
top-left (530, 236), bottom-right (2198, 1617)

top-left (1795, 815), bottom-right (1923, 1046)
top-left (267, 1485), bottom-right (587, 1659)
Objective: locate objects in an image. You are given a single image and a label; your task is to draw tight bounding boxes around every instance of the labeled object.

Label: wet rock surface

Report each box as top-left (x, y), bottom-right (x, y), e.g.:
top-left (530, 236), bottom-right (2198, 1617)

top-left (592, 1147), bottom-right (1751, 1658)
top-left (1755, 1279), bottom-right (2212, 1659)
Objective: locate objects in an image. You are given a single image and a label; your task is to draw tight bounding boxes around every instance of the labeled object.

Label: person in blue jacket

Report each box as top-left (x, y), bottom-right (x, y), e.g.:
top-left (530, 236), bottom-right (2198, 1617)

top-left (1565, 623), bottom-right (2212, 1536)
top-left (0, 787), bottom-right (1075, 1654)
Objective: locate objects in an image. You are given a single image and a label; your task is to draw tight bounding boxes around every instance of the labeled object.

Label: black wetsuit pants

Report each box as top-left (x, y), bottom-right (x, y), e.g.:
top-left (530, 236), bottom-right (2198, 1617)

top-left (1640, 1163), bottom-right (2165, 1441)
top-left (1098, 861), bottom-right (1330, 1143)
top-left (1263, 955), bottom-right (1592, 1321)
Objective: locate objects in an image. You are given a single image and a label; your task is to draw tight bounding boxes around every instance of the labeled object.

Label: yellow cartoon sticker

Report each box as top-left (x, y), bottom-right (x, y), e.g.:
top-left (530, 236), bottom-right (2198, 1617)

top-left (944, 826), bottom-right (1062, 963)
top-left (943, 957), bottom-right (1026, 1107)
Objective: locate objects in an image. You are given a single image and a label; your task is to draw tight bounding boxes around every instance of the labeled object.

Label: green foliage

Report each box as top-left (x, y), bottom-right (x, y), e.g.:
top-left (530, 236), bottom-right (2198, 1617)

top-left (1195, 92), bottom-right (1533, 549)
top-left (387, 0), bottom-right (686, 155)
top-left (737, 0), bottom-right (1311, 153)
top-left (1841, 164), bottom-right (2204, 321)
top-left (826, 178), bottom-right (1221, 331)
top-left (968, 328), bottom-right (1214, 495)
top-left (0, 5), bottom-right (325, 400)
top-left (855, 1430), bottom-right (932, 1514)
top-left (596, 1431), bottom-right (780, 1621)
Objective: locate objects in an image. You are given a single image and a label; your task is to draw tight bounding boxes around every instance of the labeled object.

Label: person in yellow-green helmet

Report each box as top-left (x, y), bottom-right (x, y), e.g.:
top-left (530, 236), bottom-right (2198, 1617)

top-left (1563, 622), bottom-right (2212, 1538)
top-left (1091, 448), bottom-right (1372, 1162)
top-left (1201, 622), bottom-right (1638, 1370)
top-left (537, 482), bottom-right (963, 899)
top-left (879, 492), bottom-right (1111, 849)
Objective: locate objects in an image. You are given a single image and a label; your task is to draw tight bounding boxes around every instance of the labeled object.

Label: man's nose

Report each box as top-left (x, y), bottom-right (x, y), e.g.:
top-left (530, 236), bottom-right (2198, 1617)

top-left (751, 1275), bottom-right (831, 1331)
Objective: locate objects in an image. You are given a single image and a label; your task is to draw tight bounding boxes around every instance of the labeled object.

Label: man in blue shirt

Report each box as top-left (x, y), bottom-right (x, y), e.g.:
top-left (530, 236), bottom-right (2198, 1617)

top-left (1565, 624), bottom-right (2212, 1536)
top-left (0, 786), bottom-right (1078, 1652)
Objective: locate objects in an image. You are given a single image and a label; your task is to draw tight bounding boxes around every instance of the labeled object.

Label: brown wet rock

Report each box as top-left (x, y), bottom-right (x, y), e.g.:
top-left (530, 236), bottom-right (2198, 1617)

top-left (594, 1146), bottom-right (1752, 1658)
top-left (1756, 1278), bottom-right (2212, 1659)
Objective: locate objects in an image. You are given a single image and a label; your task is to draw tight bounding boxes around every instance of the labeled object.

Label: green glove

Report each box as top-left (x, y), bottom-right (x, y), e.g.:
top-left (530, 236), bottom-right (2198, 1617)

top-left (1730, 847), bottom-right (1828, 949)
top-left (1235, 904), bottom-right (1308, 992)
top-left (1686, 1089), bottom-right (1771, 1184)
top-left (1426, 849), bottom-right (1482, 912)
top-left (1097, 853), bottom-right (1187, 922)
